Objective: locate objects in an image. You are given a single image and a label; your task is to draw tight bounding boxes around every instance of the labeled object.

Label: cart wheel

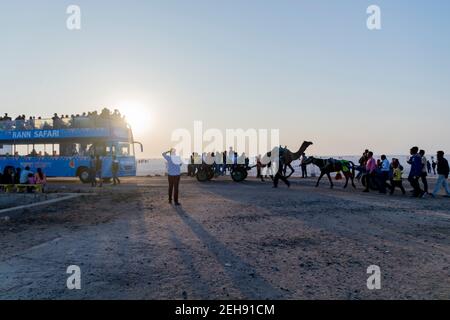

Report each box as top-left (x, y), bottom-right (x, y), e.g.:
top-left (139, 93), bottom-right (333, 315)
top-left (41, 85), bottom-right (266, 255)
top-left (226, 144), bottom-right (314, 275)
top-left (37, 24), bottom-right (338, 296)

top-left (231, 167), bottom-right (247, 182)
top-left (207, 167), bottom-right (215, 180)
top-left (196, 167), bottom-right (210, 182)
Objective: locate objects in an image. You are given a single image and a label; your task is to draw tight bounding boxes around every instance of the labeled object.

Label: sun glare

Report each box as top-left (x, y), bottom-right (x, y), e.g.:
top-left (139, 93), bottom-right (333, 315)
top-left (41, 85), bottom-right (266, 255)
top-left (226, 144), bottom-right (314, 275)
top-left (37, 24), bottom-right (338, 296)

top-left (117, 100), bottom-right (152, 135)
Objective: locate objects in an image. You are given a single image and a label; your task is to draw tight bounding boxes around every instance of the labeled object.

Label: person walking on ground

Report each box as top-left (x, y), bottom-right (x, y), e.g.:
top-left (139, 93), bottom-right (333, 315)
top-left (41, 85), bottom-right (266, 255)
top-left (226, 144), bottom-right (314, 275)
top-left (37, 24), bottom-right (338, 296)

top-left (376, 159), bottom-right (382, 169)
top-left (112, 155), bottom-right (120, 185)
top-left (273, 162), bottom-right (290, 188)
top-left (431, 151), bottom-right (450, 198)
top-left (222, 151), bottom-right (227, 176)
top-left (419, 150), bottom-right (429, 196)
top-left (432, 157), bottom-right (437, 175)
top-left (187, 153), bottom-right (194, 177)
top-left (390, 159), bottom-right (406, 195)
top-left (363, 152), bottom-right (377, 192)
top-left (227, 147), bottom-right (235, 167)
top-left (262, 151), bottom-right (274, 179)
top-left (273, 149), bottom-right (290, 188)
top-left (427, 160), bottom-right (432, 174)
top-left (301, 153), bottom-right (308, 178)
top-left (407, 147), bottom-right (424, 198)
top-left (356, 149), bottom-right (369, 180)
top-left (214, 152), bottom-right (222, 175)
top-left (162, 148), bottom-right (182, 206)
top-left (89, 155), bottom-right (97, 187)
top-left (256, 154), bottom-right (265, 182)
top-left (189, 153), bottom-right (198, 177)
top-left (95, 155), bottom-right (103, 187)
top-left (378, 155), bottom-right (390, 194)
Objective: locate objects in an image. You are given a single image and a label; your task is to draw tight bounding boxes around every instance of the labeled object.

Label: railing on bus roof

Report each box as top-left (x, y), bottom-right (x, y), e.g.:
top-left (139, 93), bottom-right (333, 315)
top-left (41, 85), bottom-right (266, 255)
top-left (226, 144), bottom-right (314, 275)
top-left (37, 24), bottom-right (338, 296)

top-left (0, 117), bottom-right (129, 131)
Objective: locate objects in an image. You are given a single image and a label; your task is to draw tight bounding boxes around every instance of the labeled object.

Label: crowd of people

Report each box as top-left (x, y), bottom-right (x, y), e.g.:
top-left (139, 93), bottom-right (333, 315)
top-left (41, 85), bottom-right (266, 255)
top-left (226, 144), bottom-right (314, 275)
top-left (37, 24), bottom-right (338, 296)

top-left (0, 166), bottom-right (47, 192)
top-left (0, 108), bottom-right (127, 130)
top-left (356, 147), bottom-right (450, 198)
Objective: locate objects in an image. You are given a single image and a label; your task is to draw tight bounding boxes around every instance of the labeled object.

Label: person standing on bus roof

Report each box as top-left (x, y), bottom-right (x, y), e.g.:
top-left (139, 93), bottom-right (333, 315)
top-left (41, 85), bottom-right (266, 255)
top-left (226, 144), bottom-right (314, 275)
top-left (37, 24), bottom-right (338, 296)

top-left (162, 148), bottom-right (182, 206)
top-left (112, 155), bottom-right (120, 185)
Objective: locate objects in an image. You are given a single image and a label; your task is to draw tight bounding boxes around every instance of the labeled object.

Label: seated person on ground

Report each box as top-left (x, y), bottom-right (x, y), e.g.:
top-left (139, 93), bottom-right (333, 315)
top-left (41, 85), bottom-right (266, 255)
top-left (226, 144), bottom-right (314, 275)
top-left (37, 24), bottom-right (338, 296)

top-left (20, 166), bottom-right (34, 184)
top-left (35, 168), bottom-right (47, 186)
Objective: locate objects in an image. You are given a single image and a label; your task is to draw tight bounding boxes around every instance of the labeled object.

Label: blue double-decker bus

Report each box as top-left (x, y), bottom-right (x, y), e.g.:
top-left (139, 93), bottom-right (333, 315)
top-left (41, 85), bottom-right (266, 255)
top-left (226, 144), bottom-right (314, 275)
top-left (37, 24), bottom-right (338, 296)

top-left (0, 115), bottom-right (142, 183)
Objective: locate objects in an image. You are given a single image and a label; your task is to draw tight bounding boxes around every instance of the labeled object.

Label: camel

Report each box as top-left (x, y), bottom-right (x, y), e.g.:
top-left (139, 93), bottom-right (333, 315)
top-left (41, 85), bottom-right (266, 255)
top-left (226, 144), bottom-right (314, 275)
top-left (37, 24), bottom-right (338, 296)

top-left (303, 157), bottom-right (356, 189)
top-left (281, 141), bottom-right (314, 178)
top-left (261, 141), bottom-right (313, 179)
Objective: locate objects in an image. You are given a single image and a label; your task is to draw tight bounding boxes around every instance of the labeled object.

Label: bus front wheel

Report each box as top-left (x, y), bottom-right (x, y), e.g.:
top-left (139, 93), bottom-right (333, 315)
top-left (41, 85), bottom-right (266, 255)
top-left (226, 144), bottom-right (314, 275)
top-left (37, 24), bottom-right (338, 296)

top-left (78, 167), bottom-right (90, 184)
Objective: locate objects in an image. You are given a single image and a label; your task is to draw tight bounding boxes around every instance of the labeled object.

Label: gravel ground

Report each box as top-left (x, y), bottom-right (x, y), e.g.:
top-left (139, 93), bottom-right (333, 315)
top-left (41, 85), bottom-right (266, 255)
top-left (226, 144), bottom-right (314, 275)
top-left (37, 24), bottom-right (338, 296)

top-left (0, 193), bottom-right (69, 210)
top-left (0, 176), bottom-right (449, 300)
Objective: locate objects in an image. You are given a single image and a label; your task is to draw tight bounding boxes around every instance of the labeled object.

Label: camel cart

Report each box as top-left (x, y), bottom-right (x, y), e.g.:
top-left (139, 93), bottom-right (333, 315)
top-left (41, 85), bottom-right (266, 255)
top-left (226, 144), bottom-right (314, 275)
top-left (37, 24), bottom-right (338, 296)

top-left (195, 163), bottom-right (252, 183)
top-left (192, 141), bottom-right (313, 183)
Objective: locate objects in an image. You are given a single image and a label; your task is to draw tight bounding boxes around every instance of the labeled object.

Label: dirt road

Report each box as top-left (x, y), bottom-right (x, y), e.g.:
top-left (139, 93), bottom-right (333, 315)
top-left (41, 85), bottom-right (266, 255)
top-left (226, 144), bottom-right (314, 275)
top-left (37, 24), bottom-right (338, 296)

top-left (0, 177), bottom-right (449, 299)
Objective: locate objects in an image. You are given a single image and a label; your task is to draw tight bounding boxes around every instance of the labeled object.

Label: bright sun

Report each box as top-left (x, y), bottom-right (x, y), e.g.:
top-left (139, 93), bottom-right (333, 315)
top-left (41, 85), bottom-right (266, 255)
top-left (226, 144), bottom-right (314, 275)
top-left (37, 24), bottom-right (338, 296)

top-left (117, 100), bottom-right (152, 134)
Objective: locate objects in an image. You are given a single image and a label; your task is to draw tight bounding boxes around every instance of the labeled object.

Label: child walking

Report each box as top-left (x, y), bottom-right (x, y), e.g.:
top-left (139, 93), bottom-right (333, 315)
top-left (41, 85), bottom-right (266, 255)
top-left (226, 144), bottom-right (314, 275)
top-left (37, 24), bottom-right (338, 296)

top-left (390, 159), bottom-right (405, 195)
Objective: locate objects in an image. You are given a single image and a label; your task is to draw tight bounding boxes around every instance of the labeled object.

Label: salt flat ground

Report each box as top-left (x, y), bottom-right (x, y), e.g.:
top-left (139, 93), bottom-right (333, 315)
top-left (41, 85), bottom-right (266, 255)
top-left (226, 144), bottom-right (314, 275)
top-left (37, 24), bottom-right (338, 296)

top-left (0, 176), bottom-right (449, 299)
top-left (0, 193), bottom-right (68, 210)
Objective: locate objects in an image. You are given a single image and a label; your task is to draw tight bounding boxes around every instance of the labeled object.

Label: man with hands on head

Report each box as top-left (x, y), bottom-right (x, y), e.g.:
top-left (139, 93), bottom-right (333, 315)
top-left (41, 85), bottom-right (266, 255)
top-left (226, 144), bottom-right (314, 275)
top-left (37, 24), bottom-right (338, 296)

top-left (162, 148), bottom-right (183, 206)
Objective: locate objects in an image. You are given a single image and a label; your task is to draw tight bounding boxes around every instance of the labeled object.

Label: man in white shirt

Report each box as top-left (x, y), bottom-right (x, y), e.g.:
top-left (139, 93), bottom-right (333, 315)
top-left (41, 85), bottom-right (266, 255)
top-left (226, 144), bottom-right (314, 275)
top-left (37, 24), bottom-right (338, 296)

top-left (162, 148), bottom-right (182, 206)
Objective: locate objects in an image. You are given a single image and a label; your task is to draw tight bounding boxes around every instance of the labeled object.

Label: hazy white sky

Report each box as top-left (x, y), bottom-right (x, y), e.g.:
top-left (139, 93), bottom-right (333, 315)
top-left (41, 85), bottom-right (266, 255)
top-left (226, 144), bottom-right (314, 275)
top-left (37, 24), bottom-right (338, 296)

top-left (1, 0), bottom-right (449, 157)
